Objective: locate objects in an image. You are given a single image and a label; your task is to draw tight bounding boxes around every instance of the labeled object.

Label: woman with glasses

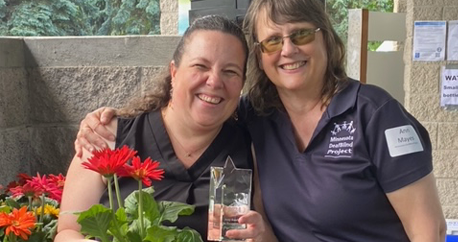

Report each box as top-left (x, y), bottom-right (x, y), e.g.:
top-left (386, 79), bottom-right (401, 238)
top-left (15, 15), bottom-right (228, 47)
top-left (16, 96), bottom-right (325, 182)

top-left (74, 0), bottom-right (446, 241)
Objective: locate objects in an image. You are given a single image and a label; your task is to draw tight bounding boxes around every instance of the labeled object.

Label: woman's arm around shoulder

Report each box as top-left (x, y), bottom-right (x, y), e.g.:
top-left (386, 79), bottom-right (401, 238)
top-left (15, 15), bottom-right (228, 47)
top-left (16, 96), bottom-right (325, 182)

top-left (55, 119), bottom-right (118, 242)
top-left (387, 172), bottom-right (446, 242)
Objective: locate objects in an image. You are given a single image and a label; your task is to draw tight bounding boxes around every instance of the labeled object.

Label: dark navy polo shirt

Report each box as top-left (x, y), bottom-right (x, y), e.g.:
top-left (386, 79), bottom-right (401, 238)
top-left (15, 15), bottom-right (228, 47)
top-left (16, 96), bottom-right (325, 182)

top-left (238, 79), bottom-right (432, 242)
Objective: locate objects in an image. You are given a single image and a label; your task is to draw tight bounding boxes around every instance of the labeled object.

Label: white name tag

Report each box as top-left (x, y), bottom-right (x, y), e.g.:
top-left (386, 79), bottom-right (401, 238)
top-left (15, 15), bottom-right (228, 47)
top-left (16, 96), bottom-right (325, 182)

top-left (384, 125), bottom-right (424, 157)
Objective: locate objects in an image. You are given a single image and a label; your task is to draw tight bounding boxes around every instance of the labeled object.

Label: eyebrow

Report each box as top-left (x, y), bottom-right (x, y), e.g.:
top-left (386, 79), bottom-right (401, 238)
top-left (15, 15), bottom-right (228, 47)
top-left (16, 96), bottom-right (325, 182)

top-left (190, 58), bottom-right (243, 72)
top-left (224, 63), bottom-right (244, 73)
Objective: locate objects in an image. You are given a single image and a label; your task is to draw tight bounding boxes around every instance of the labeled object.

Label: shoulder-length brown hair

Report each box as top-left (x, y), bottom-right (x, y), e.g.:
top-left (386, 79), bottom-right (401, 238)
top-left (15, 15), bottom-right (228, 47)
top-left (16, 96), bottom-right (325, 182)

top-left (243, 0), bottom-right (348, 115)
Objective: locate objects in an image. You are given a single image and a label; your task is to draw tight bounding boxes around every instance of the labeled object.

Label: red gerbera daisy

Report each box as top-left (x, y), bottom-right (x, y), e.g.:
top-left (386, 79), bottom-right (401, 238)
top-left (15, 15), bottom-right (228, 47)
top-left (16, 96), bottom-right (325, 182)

top-left (9, 182), bottom-right (42, 198)
top-left (82, 146), bottom-right (137, 177)
top-left (27, 173), bottom-right (63, 203)
top-left (48, 173), bottom-right (66, 188)
top-left (118, 156), bottom-right (164, 186)
top-left (4, 173), bottom-right (31, 194)
top-left (0, 206), bottom-right (36, 240)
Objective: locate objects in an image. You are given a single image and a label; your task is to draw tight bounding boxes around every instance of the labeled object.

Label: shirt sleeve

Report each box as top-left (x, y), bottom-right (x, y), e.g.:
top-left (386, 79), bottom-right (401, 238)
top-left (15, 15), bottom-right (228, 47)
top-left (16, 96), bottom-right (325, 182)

top-left (364, 99), bottom-right (433, 193)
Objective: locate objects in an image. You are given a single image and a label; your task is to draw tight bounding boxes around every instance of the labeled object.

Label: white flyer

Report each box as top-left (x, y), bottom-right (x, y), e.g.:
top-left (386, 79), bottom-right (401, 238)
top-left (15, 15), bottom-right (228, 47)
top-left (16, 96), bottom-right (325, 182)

top-left (413, 21), bottom-right (447, 61)
top-left (441, 67), bottom-right (458, 106)
top-left (447, 21), bottom-right (458, 61)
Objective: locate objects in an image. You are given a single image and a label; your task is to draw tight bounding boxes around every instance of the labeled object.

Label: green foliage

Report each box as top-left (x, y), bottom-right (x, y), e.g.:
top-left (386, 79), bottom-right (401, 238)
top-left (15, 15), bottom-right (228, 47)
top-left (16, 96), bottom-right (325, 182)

top-left (77, 187), bottom-right (203, 242)
top-left (326, 0), bottom-right (394, 49)
top-left (0, 0), bottom-right (161, 36)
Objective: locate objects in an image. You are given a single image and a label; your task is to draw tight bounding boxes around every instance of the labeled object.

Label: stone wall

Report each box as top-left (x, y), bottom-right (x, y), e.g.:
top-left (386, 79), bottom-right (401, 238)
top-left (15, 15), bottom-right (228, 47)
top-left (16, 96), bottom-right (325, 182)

top-left (0, 38), bottom-right (30, 184)
top-left (0, 36), bottom-right (180, 185)
top-left (404, 0), bottom-right (458, 219)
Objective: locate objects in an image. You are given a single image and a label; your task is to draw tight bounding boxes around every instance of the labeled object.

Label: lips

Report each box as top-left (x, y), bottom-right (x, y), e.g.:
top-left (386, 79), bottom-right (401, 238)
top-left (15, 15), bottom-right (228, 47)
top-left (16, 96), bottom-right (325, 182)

top-left (197, 94), bottom-right (222, 104)
top-left (280, 61), bottom-right (306, 70)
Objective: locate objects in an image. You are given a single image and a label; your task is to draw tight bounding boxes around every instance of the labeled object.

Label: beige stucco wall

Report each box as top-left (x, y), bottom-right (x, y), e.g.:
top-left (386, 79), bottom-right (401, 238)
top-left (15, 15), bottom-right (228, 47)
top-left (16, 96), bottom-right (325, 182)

top-left (395, 0), bottom-right (408, 13)
top-left (404, 0), bottom-right (458, 219)
top-left (160, 0), bottom-right (179, 35)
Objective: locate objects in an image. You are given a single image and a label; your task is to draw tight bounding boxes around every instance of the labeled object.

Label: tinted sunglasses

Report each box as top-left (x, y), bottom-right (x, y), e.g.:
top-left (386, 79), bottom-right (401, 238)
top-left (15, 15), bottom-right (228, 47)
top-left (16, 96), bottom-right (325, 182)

top-left (255, 28), bottom-right (321, 54)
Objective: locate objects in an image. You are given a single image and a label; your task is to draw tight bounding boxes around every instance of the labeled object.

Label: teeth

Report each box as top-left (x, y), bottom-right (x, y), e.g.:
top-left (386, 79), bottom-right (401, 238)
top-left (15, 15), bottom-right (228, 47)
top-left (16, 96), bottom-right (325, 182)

top-left (282, 61), bottom-right (305, 70)
top-left (198, 94), bottom-right (222, 104)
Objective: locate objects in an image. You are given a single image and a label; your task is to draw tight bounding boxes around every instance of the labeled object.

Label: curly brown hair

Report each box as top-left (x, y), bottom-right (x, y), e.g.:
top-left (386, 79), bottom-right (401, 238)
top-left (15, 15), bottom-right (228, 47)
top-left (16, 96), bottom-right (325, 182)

top-left (118, 15), bottom-right (249, 117)
top-left (243, 0), bottom-right (348, 115)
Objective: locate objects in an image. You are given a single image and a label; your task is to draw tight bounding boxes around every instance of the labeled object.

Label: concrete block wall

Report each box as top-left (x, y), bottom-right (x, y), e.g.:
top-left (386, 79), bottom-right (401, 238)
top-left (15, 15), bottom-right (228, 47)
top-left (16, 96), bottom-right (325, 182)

top-left (0, 38), bottom-right (31, 184)
top-left (0, 36), bottom-right (180, 185)
top-left (404, 0), bottom-right (458, 219)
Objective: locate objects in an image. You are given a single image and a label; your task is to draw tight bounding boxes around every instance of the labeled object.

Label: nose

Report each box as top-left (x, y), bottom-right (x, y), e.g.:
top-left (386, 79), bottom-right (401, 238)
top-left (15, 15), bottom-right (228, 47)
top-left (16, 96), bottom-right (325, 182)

top-left (206, 71), bottom-right (224, 89)
top-left (281, 37), bottom-right (298, 56)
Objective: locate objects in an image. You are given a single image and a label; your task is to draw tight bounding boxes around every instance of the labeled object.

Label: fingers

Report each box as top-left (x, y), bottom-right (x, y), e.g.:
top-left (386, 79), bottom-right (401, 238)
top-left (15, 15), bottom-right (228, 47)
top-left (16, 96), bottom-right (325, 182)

top-left (85, 109), bottom-right (115, 141)
top-left (74, 107), bottom-right (116, 156)
top-left (78, 123), bottom-right (110, 151)
top-left (100, 107), bottom-right (117, 125)
top-left (224, 211), bottom-right (265, 240)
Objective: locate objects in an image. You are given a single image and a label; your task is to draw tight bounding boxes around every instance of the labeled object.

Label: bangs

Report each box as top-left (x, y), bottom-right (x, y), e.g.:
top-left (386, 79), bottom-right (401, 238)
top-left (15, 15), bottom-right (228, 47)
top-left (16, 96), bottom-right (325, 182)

top-left (267, 0), bottom-right (313, 25)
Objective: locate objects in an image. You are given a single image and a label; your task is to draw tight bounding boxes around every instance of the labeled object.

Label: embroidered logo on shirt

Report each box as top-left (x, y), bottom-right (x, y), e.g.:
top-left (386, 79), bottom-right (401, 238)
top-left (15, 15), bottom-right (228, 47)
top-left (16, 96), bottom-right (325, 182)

top-left (384, 125), bottom-right (424, 157)
top-left (325, 121), bottom-right (355, 158)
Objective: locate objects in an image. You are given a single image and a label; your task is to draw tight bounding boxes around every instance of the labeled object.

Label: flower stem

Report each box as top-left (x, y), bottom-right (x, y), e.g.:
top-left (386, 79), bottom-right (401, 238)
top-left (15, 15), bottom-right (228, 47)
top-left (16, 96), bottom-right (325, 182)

top-left (27, 196), bottom-right (32, 209)
top-left (39, 193), bottom-right (45, 231)
top-left (9, 234), bottom-right (17, 242)
top-left (107, 177), bottom-right (114, 210)
top-left (113, 174), bottom-right (123, 208)
top-left (138, 180), bottom-right (144, 238)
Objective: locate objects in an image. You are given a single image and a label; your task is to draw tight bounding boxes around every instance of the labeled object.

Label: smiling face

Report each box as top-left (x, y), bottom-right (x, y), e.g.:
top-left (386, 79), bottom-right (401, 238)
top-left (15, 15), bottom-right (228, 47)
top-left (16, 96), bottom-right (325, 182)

top-left (255, 8), bottom-right (328, 95)
top-left (169, 30), bottom-right (245, 130)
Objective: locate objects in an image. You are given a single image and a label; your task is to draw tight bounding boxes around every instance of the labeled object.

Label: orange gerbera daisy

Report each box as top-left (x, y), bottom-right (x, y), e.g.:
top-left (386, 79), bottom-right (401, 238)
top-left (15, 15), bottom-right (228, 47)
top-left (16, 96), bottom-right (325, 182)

top-left (0, 206), bottom-right (36, 240)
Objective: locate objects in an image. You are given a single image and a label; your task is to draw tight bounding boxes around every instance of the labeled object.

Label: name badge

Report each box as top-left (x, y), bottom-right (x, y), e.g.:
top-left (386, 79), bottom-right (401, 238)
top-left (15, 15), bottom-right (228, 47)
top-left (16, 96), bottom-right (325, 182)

top-left (384, 125), bottom-right (424, 157)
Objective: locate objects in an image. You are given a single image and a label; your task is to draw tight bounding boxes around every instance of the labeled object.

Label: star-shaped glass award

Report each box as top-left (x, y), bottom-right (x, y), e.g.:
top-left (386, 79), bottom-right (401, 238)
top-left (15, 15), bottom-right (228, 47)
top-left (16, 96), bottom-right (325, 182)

top-left (208, 156), bottom-right (252, 241)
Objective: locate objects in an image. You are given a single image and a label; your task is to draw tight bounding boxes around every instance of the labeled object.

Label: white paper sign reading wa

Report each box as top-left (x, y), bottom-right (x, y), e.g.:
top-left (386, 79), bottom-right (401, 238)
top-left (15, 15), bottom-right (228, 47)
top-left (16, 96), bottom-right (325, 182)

top-left (208, 156), bottom-right (252, 241)
top-left (441, 67), bottom-right (458, 106)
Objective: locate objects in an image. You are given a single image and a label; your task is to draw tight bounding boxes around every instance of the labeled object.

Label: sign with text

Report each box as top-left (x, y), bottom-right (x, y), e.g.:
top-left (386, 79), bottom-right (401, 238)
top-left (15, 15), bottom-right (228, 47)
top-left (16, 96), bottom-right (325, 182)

top-left (441, 68), bottom-right (458, 106)
top-left (447, 21), bottom-right (458, 61)
top-left (413, 21), bottom-right (446, 61)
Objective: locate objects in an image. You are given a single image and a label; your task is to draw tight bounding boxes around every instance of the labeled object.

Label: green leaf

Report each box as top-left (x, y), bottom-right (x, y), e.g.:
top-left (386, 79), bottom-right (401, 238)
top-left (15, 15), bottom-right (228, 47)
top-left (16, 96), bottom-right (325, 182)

top-left (43, 219), bottom-right (58, 240)
top-left (0, 205), bottom-right (11, 213)
top-left (128, 218), bottom-right (151, 234)
top-left (5, 198), bottom-right (20, 209)
top-left (108, 207), bottom-right (128, 241)
top-left (124, 189), bottom-right (160, 223)
top-left (176, 227), bottom-right (204, 242)
top-left (125, 231), bottom-right (143, 242)
top-left (21, 231), bottom-right (47, 242)
top-left (157, 201), bottom-right (195, 224)
top-left (144, 225), bottom-right (177, 242)
top-left (77, 204), bottom-right (113, 242)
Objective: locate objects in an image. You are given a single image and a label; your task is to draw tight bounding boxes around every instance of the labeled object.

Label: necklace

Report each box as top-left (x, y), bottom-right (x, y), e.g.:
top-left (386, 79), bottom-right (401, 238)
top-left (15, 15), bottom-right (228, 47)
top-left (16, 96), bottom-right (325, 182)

top-left (161, 108), bottom-right (220, 158)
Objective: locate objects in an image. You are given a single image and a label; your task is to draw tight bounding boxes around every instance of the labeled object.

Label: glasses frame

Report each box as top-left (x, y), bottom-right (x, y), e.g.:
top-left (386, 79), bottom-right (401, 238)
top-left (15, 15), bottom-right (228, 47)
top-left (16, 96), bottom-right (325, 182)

top-left (255, 28), bottom-right (321, 54)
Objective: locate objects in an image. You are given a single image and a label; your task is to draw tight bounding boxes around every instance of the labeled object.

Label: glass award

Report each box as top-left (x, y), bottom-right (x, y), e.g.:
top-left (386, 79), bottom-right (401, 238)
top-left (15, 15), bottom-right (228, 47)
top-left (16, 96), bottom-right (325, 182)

top-left (208, 156), bottom-right (252, 241)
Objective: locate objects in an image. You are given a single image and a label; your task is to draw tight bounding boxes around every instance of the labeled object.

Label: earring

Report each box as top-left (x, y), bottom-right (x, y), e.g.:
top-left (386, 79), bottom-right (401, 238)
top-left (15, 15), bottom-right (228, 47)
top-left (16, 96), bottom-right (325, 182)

top-left (232, 111), bottom-right (238, 121)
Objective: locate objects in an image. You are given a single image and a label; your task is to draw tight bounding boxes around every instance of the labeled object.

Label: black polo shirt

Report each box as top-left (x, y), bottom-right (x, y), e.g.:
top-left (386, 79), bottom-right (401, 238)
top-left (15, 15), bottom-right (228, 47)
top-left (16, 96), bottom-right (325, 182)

top-left (238, 79), bottom-right (432, 242)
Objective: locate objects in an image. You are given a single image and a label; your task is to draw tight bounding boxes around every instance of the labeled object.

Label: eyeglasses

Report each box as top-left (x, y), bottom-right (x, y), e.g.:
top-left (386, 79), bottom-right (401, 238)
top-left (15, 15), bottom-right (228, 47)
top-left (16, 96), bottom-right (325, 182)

top-left (255, 28), bottom-right (321, 54)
